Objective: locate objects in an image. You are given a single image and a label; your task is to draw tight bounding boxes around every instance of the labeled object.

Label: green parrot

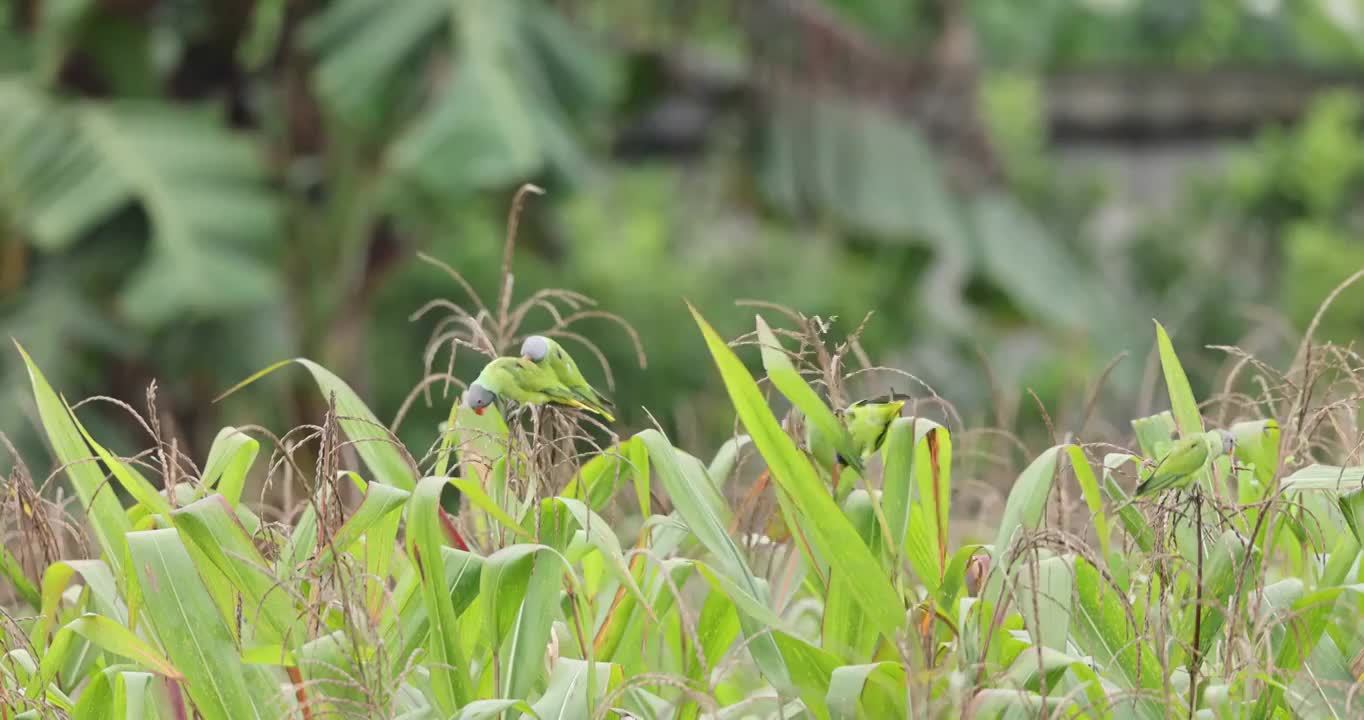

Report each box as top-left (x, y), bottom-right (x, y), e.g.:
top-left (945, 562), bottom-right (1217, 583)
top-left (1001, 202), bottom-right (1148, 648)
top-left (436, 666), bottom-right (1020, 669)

top-left (520, 335), bottom-right (615, 420)
top-left (806, 398), bottom-right (906, 471)
top-left (1132, 429), bottom-right (1235, 498)
top-left (464, 357), bottom-right (612, 421)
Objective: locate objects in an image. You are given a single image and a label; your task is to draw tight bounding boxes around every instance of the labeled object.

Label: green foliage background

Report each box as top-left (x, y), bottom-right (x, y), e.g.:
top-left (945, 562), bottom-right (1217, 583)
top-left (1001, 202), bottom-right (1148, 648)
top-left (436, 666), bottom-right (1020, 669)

top-left (5, 0), bottom-right (1364, 474)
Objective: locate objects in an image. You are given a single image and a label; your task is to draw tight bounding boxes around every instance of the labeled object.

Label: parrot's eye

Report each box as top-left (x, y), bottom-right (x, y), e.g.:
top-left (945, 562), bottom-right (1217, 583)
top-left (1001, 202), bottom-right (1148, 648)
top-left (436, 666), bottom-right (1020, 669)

top-left (520, 336), bottom-right (549, 362)
top-left (464, 383), bottom-right (496, 411)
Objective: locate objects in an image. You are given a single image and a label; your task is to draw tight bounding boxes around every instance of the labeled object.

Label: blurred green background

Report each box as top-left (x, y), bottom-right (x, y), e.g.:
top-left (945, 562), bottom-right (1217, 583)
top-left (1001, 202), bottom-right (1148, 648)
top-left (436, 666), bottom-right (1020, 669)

top-left (5, 0), bottom-right (1364, 477)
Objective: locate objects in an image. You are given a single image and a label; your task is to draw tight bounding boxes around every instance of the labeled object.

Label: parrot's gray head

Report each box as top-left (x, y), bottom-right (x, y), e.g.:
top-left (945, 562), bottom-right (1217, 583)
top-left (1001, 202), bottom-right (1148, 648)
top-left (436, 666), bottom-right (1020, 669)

top-left (521, 335), bottom-right (550, 363)
top-left (464, 383), bottom-right (497, 415)
top-left (1217, 429), bottom-right (1236, 456)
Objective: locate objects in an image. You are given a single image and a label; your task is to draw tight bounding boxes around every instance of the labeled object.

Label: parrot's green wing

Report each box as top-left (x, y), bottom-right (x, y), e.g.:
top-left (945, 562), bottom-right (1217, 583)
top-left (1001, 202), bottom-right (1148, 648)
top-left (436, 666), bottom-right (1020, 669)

top-left (473, 358), bottom-right (516, 397)
top-left (532, 337), bottom-right (615, 415)
top-left (1134, 435), bottom-right (1208, 496)
top-left (515, 357), bottom-right (615, 422)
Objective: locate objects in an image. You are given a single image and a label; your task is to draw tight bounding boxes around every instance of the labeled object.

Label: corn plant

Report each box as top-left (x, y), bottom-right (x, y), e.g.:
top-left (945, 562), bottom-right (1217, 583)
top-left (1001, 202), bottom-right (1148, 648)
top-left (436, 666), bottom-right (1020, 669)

top-left (4, 256), bottom-right (1364, 719)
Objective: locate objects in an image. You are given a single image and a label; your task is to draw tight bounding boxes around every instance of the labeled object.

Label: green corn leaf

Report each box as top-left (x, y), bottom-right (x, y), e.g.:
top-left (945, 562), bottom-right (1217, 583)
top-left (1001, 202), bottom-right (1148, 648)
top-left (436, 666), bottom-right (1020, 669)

top-left (1101, 453), bottom-right (1156, 553)
top-left (548, 497), bottom-right (653, 620)
top-left (126, 529), bottom-right (282, 719)
top-left (772, 631), bottom-right (841, 720)
top-left (563, 437), bottom-right (642, 512)
top-left (754, 314), bottom-right (863, 475)
top-left (1172, 529), bottom-right (1250, 669)
top-left (526, 659), bottom-right (622, 720)
top-left (15, 341), bottom-right (132, 577)
top-left (689, 305), bottom-right (902, 637)
top-left (983, 445), bottom-right (1066, 606)
top-left (171, 495), bottom-right (298, 646)
top-left (1067, 446), bottom-right (1111, 563)
top-left (201, 427), bottom-right (260, 508)
top-left (1016, 555), bottom-right (1073, 653)
top-left (455, 699), bottom-right (540, 720)
top-left (35, 615), bottom-right (180, 695)
top-left (392, 547), bottom-right (485, 677)
top-left (826, 662), bottom-right (907, 720)
top-left (480, 544), bottom-right (565, 700)
top-left (707, 434), bottom-right (751, 487)
top-left (636, 428), bottom-right (792, 690)
top-left (1253, 585), bottom-right (1364, 719)
top-left (313, 477), bottom-right (410, 572)
top-left (33, 559), bottom-right (123, 653)
top-left (112, 671), bottom-right (157, 720)
top-left (1070, 557), bottom-right (1163, 720)
top-left (449, 476), bottom-right (532, 539)
top-left (1154, 321), bottom-right (1203, 437)
top-left (448, 402), bottom-right (511, 501)
top-left (406, 476), bottom-right (472, 712)
top-left (879, 417), bottom-right (944, 568)
top-left (223, 358), bottom-right (418, 490)
top-left (0, 544), bottom-right (40, 608)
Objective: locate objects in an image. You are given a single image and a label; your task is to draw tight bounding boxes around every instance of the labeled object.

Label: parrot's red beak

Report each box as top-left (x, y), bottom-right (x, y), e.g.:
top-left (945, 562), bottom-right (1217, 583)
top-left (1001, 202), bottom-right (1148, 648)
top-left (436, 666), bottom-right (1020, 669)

top-left (473, 406), bottom-right (485, 416)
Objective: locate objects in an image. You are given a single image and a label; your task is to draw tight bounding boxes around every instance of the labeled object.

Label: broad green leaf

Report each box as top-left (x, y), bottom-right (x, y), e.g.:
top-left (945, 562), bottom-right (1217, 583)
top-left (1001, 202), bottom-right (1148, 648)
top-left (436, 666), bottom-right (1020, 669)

top-left (936, 543), bottom-right (986, 609)
top-left (772, 631), bottom-right (842, 720)
top-left (707, 434), bottom-right (751, 486)
top-left (346, 475), bottom-right (407, 618)
top-left (224, 358), bottom-right (418, 489)
top-left (983, 445), bottom-right (1066, 605)
top-left (1016, 555), bottom-right (1073, 652)
top-left (689, 305), bottom-right (902, 636)
top-left (755, 314), bottom-right (863, 475)
top-left (0, 544), bottom-right (40, 608)
top-left (16, 342), bottom-right (132, 576)
top-left (1253, 585), bottom-right (1363, 719)
top-left (112, 671), bottom-right (157, 720)
top-left (126, 529), bottom-right (282, 720)
top-left (525, 659), bottom-right (622, 720)
top-left (406, 476), bottom-right (473, 712)
top-left (70, 665), bottom-right (113, 720)
top-left (1279, 464), bottom-right (1364, 491)
top-left (563, 437), bottom-right (642, 512)
top-left (201, 427), bottom-right (260, 507)
top-left (449, 476), bottom-right (531, 540)
top-left (1131, 411), bottom-right (1177, 459)
top-left (456, 699), bottom-right (539, 720)
top-left (826, 662), bottom-right (907, 720)
top-left (1154, 321), bottom-right (1203, 437)
top-left (548, 497), bottom-right (652, 620)
top-left (1068, 446), bottom-right (1111, 562)
top-left (36, 615), bottom-right (180, 694)
top-left (33, 559), bottom-right (123, 652)
top-left (446, 401), bottom-right (511, 491)
top-left (1070, 557), bottom-right (1163, 720)
top-left (480, 545), bottom-right (564, 700)
top-left (297, 631), bottom-right (368, 716)
top-left (911, 420), bottom-right (951, 583)
top-left (636, 429), bottom-right (791, 689)
top-left (1173, 529), bottom-right (1249, 668)
top-left (879, 417), bottom-right (944, 568)
top-left (392, 547), bottom-right (485, 676)
top-left (1002, 646), bottom-right (1081, 691)
top-left (171, 495), bottom-right (298, 646)
top-left (313, 478), bottom-right (410, 572)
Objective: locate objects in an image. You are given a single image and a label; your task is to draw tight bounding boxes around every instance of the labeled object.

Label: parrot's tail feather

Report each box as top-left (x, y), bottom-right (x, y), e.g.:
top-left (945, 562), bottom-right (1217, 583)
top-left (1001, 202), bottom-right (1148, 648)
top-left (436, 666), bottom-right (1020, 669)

top-left (568, 397), bottom-right (615, 423)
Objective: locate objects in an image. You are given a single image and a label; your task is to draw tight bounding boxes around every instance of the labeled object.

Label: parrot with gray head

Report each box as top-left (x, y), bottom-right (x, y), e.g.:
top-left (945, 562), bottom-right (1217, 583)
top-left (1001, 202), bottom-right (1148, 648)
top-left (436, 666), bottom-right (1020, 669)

top-left (519, 335), bottom-right (615, 421)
